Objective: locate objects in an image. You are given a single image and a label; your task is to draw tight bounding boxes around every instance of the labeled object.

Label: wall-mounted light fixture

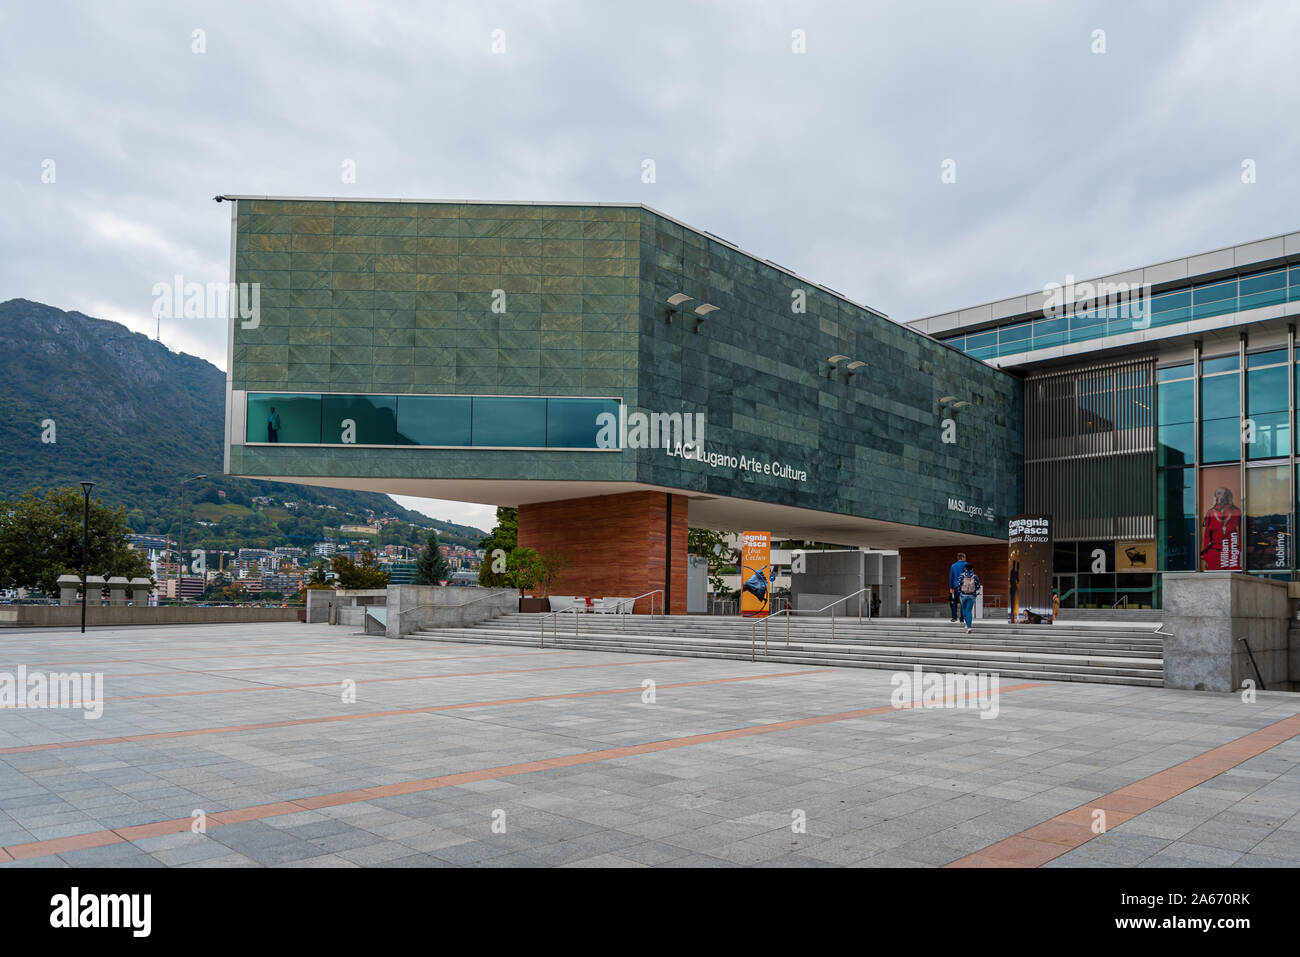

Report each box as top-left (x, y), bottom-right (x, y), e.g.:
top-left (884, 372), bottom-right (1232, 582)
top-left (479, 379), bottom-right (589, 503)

top-left (666, 293), bottom-right (694, 324)
top-left (826, 354), bottom-right (849, 378)
top-left (845, 360), bottom-right (867, 381)
top-left (693, 303), bottom-right (718, 333)
top-left (939, 395), bottom-right (971, 412)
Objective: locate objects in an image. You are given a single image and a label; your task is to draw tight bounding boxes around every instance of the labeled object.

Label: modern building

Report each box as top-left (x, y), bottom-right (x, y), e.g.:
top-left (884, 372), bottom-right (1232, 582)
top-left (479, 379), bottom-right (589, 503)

top-left (907, 228), bottom-right (1300, 608)
top-left (220, 196), bottom-right (1021, 613)
top-left (386, 561), bottom-right (418, 584)
top-left (218, 194), bottom-right (1300, 611)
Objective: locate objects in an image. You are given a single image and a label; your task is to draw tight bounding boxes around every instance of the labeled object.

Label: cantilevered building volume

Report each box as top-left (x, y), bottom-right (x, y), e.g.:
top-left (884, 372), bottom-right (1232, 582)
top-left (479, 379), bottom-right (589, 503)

top-left (219, 197), bottom-right (1021, 612)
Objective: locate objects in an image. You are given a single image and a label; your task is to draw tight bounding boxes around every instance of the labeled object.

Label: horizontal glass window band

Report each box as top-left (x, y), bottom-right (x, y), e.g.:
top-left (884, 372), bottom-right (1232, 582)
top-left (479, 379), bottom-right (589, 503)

top-left (938, 265), bottom-right (1298, 359)
top-left (245, 393), bottom-right (622, 449)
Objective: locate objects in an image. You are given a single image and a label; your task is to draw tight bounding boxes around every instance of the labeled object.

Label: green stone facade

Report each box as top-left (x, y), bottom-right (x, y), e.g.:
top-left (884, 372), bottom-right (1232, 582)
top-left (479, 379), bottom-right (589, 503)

top-left (227, 199), bottom-right (1022, 538)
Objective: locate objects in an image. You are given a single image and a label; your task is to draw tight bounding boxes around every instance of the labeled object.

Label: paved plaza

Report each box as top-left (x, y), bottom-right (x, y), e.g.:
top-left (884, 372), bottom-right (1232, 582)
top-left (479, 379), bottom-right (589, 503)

top-left (0, 621), bottom-right (1296, 868)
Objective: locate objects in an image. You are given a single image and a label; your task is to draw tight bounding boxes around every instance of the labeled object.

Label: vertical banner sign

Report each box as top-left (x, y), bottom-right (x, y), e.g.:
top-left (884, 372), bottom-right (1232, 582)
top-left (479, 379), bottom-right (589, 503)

top-left (1007, 514), bottom-right (1053, 624)
top-left (739, 531), bottom-right (772, 618)
top-left (1199, 465), bottom-right (1242, 571)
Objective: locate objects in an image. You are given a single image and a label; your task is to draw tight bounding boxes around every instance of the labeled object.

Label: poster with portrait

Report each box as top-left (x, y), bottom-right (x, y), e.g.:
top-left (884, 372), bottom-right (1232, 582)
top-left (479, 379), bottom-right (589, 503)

top-left (1246, 465), bottom-right (1291, 571)
top-left (1007, 514), bottom-right (1053, 624)
top-left (739, 531), bottom-right (773, 617)
top-left (1199, 466), bottom-right (1242, 571)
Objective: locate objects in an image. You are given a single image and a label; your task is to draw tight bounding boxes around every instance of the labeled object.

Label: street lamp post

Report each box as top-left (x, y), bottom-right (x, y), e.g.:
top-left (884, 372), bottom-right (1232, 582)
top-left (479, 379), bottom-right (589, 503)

top-left (177, 474), bottom-right (207, 603)
top-left (79, 481), bottom-right (94, 634)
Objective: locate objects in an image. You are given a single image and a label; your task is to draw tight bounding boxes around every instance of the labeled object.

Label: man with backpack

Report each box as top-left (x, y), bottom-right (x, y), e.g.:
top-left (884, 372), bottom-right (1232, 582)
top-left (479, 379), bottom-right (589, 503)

top-left (947, 552), bottom-right (969, 622)
top-left (957, 564), bottom-right (982, 634)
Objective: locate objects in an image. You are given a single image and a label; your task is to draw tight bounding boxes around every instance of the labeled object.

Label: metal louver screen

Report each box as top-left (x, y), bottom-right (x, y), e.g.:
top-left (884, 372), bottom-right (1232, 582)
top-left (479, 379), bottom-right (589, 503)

top-left (1025, 357), bottom-right (1155, 541)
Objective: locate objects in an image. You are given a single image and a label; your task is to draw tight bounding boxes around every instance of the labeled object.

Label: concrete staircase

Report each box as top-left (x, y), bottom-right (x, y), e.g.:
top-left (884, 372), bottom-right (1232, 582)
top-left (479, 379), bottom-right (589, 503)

top-left (1056, 607), bottom-right (1164, 622)
top-left (408, 614), bottom-right (1165, 687)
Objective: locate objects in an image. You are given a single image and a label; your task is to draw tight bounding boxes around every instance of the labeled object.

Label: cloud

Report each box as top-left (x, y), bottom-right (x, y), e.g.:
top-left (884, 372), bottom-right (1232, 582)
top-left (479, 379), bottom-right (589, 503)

top-left (392, 496), bottom-right (496, 534)
top-left (3, 2), bottom-right (1296, 367)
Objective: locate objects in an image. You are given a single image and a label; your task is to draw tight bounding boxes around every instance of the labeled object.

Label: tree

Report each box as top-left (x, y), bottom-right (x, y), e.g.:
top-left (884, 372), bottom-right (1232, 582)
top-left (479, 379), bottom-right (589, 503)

top-left (305, 559), bottom-right (330, 587)
top-left (330, 551), bottom-right (389, 589)
top-left (413, 530), bottom-right (451, 585)
top-left (0, 486), bottom-right (152, 596)
top-left (503, 547), bottom-right (545, 598)
top-left (477, 506), bottom-right (518, 587)
top-left (201, 578), bottom-right (249, 604)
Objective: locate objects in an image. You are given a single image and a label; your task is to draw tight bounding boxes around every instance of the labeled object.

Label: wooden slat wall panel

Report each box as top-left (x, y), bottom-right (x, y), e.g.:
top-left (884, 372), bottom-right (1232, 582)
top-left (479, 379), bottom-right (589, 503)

top-left (518, 491), bottom-right (688, 614)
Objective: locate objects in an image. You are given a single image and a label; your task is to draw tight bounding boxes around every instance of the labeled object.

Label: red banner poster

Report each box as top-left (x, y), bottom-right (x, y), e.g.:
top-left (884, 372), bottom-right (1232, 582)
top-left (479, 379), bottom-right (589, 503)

top-left (1199, 465), bottom-right (1242, 571)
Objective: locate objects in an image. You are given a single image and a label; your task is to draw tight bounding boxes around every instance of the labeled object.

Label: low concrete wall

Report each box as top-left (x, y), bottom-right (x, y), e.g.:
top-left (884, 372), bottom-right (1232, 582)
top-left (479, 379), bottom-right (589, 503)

top-left (305, 589), bottom-right (333, 624)
top-left (1163, 572), bottom-right (1292, 693)
top-left (0, 606), bottom-right (300, 627)
top-left (386, 585), bottom-right (516, 637)
top-left (337, 607), bottom-right (367, 627)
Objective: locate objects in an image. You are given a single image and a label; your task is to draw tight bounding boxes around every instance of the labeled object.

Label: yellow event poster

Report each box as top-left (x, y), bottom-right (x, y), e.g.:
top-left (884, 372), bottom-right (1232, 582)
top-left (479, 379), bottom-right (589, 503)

top-left (739, 531), bottom-right (772, 617)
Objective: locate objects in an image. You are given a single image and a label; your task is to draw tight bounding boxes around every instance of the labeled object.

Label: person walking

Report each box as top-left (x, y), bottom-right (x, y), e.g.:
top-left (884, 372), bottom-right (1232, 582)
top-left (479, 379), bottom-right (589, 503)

top-left (947, 551), bottom-right (969, 622)
top-left (957, 563), bottom-right (981, 634)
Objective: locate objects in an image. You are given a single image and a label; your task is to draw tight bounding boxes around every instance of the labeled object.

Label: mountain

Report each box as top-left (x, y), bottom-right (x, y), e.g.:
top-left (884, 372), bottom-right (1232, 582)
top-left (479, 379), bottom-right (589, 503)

top-left (0, 299), bottom-right (486, 546)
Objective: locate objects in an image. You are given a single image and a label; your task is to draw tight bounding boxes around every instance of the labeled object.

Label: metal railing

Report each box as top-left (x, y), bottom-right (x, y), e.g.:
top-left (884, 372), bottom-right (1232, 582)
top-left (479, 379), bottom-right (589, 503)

top-left (1237, 636), bottom-right (1266, 691)
top-left (608, 589), bottom-right (664, 621)
top-left (750, 586), bottom-right (875, 660)
top-left (710, 598), bottom-right (738, 616)
top-left (539, 606), bottom-right (580, 647)
top-left (1112, 596), bottom-right (1129, 609)
top-left (914, 593), bottom-right (1004, 608)
top-left (538, 589), bottom-right (664, 646)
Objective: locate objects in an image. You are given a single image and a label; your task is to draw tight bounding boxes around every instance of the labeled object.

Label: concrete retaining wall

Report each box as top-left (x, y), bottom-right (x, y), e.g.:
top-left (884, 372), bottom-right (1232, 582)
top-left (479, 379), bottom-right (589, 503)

top-left (0, 606), bottom-right (300, 627)
top-left (1163, 572), bottom-right (1293, 693)
top-left (386, 585), bottom-right (516, 638)
top-left (336, 607), bottom-right (367, 627)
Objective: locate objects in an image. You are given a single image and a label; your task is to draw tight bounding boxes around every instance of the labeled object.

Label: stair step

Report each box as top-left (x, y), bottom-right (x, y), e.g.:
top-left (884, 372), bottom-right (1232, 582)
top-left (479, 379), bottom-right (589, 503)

top-left (399, 612), bottom-right (1166, 688)
top-left (405, 632), bottom-right (1163, 686)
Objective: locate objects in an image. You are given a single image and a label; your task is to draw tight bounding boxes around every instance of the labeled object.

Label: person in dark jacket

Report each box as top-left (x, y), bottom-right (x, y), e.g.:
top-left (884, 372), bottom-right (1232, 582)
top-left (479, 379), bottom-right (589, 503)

top-left (956, 564), bottom-right (981, 633)
top-left (947, 552), bottom-right (969, 622)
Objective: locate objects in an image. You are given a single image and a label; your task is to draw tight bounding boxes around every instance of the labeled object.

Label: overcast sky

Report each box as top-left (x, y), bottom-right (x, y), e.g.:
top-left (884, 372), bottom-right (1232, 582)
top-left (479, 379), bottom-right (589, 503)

top-left (3, 0), bottom-right (1298, 530)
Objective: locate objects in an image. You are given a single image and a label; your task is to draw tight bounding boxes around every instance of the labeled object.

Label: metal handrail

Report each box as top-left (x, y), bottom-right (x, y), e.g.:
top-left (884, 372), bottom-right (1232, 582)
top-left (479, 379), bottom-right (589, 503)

top-left (610, 590), bottom-right (664, 630)
top-left (750, 585), bottom-right (874, 658)
top-left (537, 589), bottom-right (664, 646)
top-left (1112, 596), bottom-right (1129, 609)
top-left (538, 606), bottom-right (579, 647)
top-left (1237, 636), bottom-right (1266, 691)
